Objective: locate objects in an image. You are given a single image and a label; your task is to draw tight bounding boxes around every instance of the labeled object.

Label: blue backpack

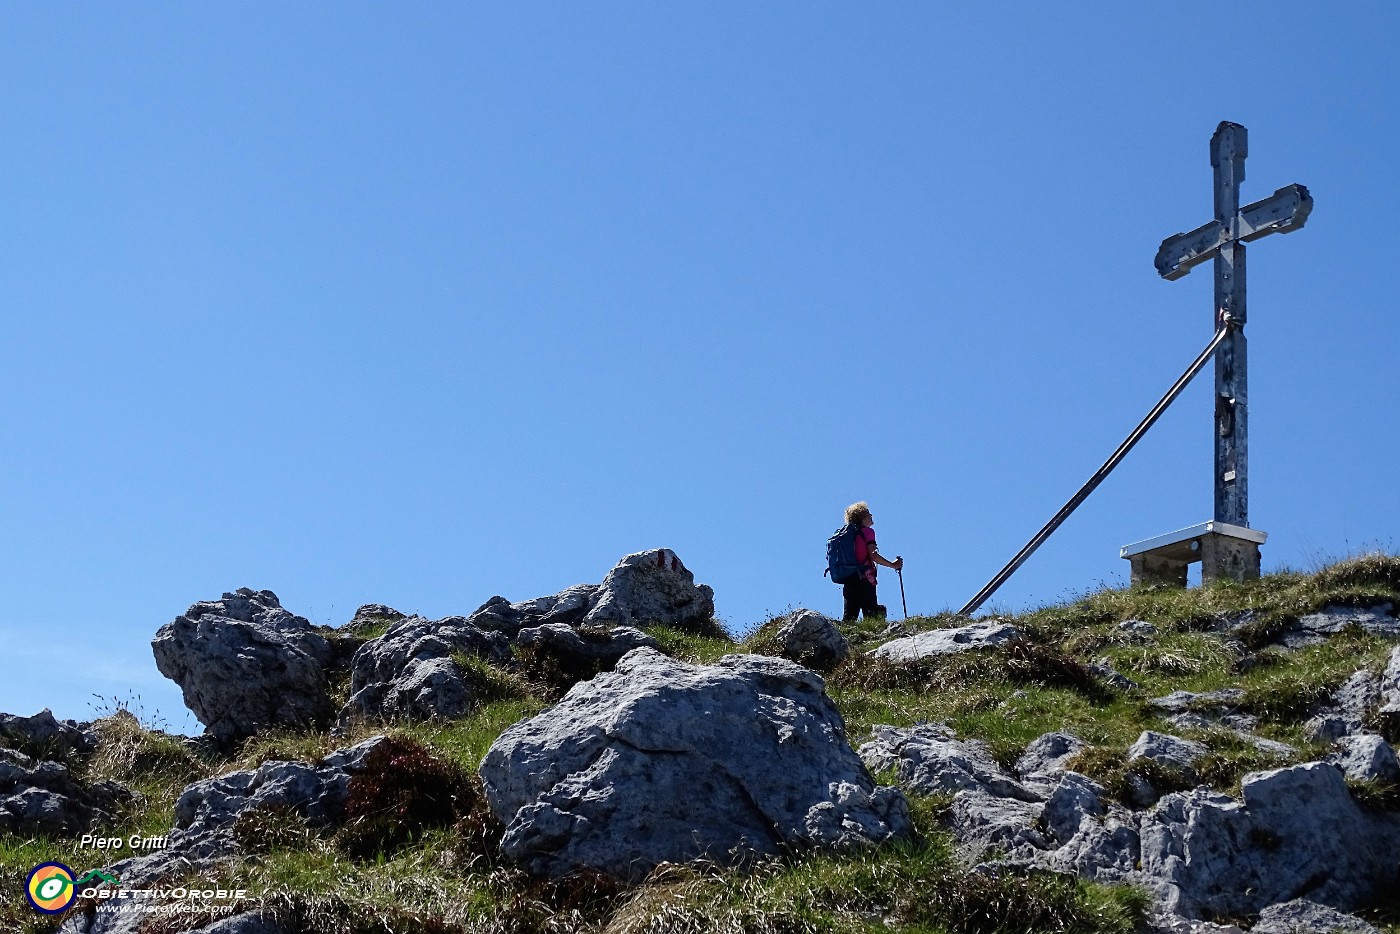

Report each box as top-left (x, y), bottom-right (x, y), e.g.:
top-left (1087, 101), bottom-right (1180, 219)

top-left (824, 524), bottom-right (863, 584)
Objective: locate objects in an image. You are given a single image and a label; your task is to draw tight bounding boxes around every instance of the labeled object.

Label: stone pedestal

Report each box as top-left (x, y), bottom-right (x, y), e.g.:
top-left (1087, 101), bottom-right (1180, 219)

top-left (1121, 521), bottom-right (1265, 588)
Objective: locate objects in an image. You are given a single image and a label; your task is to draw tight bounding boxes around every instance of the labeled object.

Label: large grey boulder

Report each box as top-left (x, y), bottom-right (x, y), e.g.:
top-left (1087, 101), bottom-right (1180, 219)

top-left (859, 723), bottom-right (1039, 801)
top-left (339, 617), bottom-right (510, 725)
top-left (752, 609), bottom-right (851, 672)
top-left (152, 589), bottom-right (334, 744)
top-left (581, 549), bottom-right (717, 633)
top-left (870, 619), bottom-right (1022, 663)
top-left (1138, 762), bottom-right (1400, 919)
top-left (1041, 771), bottom-right (1107, 845)
top-left (480, 648), bottom-right (910, 881)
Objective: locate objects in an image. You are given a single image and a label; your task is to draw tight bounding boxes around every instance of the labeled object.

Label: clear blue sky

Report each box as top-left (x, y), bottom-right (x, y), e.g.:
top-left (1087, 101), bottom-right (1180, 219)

top-left (2, 4), bottom-right (1395, 732)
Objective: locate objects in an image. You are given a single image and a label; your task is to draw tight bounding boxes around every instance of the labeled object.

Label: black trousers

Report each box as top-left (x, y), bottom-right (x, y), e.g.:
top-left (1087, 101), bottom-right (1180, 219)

top-left (842, 576), bottom-right (886, 622)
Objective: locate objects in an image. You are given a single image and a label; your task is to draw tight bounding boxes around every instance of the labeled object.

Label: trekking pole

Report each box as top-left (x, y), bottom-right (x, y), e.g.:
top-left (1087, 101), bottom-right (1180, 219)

top-left (896, 559), bottom-right (907, 619)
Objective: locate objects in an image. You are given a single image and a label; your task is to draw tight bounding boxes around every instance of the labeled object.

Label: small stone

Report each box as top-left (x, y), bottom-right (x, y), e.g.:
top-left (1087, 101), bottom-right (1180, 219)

top-left (870, 620), bottom-right (1022, 663)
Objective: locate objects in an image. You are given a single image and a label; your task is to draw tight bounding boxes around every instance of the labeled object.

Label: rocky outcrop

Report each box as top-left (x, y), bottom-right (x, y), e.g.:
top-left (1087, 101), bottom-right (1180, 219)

top-left (338, 616), bottom-right (510, 725)
top-left (152, 589), bottom-right (335, 745)
top-left (750, 609), bottom-right (851, 672)
top-left (1306, 668), bottom-right (1381, 742)
top-left (869, 619), bottom-right (1022, 662)
top-left (866, 718), bottom-right (1400, 925)
top-left (176, 736), bottom-right (384, 834)
top-left (1139, 762), bottom-right (1400, 919)
top-left (859, 723), bottom-right (1039, 801)
top-left (0, 745), bottom-right (135, 836)
top-left (480, 648), bottom-right (910, 881)
top-left (0, 709), bottom-right (97, 762)
top-left (582, 549), bottom-right (717, 633)
top-left (154, 552), bottom-right (719, 739)
top-left (338, 604), bottom-right (409, 636)
top-left (1276, 603), bottom-right (1400, 648)
top-left (466, 586), bottom-right (601, 639)
top-left (1015, 731), bottom-right (1088, 797)
top-left (55, 739), bottom-right (384, 934)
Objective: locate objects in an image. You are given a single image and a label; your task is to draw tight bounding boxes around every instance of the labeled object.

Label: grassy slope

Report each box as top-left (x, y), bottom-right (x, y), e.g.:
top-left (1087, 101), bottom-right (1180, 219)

top-left (3, 553), bottom-right (1399, 933)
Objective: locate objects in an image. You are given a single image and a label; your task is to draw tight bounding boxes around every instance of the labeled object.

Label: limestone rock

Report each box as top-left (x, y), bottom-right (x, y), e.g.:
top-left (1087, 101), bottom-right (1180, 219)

top-left (515, 622), bottom-right (661, 690)
top-left (1149, 689), bottom-right (1246, 717)
top-left (0, 709), bottom-right (96, 762)
top-left (1251, 899), bottom-right (1382, 934)
top-left (1147, 914), bottom-right (1246, 934)
top-left (1280, 603), bottom-right (1400, 648)
top-left (581, 549), bottom-right (717, 633)
top-left (869, 619), bottom-right (1023, 663)
top-left (1306, 669), bottom-right (1380, 742)
top-left (1377, 646), bottom-right (1400, 723)
top-left (339, 604), bottom-right (408, 636)
top-left (1128, 731), bottom-right (1208, 776)
top-left (189, 914), bottom-right (287, 934)
top-left (752, 609), bottom-right (851, 672)
top-left (1089, 659), bottom-right (1139, 692)
top-left (1330, 734), bottom-right (1400, 784)
top-left (0, 746), bottom-right (136, 836)
top-left (467, 585), bottom-right (601, 639)
top-left (152, 589), bottom-right (334, 744)
top-left (1042, 802), bottom-right (1141, 883)
top-left (860, 723), bottom-right (1038, 801)
top-left (339, 616), bottom-right (509, 725)
top-left (1041, 771), bottom-right (1107, 845)
top-left (480, 648), bottom-right (909, 881)
top-left (509, 584), bottom-right (603, 629)
top-left (1116, 619), bottom-right (1159, 640)
top-left (1138, 762), bottom-right (1400, 919)
top-left (1014, 731), bottom-right (1087, 794)
top-left (944, 789), bottom-right (1047, 854)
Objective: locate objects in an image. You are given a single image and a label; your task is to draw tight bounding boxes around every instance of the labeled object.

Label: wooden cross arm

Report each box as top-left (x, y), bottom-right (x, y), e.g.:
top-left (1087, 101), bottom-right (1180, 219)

top-left (1155, 219), bottom-right (1227, 281)
top-left (1238, 183), bottom-right (1313, 242)
top-left (1155, 183), bottom-right (1314, 280)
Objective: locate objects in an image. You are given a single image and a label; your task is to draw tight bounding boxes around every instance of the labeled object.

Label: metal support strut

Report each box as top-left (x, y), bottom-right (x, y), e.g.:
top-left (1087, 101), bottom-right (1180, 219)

top-left (958, 323), bottom-right (1236, 617)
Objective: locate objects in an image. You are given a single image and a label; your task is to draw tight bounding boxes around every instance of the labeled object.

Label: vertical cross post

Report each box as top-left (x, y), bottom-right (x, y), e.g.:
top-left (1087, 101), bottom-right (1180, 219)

top-left (1155, 120), bottom-right (1312, 530)
top-left (1212, 122), bottom-right (1248, 526)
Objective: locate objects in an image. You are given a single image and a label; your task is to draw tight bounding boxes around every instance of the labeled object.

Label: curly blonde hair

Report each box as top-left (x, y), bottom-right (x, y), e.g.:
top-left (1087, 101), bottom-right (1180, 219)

top-left (844, 501), bottom-right (871, 527)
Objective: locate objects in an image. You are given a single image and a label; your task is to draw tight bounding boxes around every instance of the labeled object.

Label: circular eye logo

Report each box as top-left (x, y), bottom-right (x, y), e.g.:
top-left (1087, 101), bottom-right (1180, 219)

top-left (26, 862), bottom-right (77, 913)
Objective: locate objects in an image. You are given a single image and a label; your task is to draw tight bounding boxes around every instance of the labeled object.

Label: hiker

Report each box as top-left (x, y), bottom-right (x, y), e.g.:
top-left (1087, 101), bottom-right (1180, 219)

top-left (829, 501), bottom-right (903, 622)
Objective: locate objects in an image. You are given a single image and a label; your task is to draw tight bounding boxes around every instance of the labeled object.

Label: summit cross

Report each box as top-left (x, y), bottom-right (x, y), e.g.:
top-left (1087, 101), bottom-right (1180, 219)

top-left (1154, 121), bottom-right (1312, 527)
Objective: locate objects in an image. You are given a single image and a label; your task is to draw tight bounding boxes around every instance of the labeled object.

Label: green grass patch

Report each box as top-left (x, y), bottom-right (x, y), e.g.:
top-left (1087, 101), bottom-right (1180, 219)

top-left (642, 624), bottom-right (736, 664)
